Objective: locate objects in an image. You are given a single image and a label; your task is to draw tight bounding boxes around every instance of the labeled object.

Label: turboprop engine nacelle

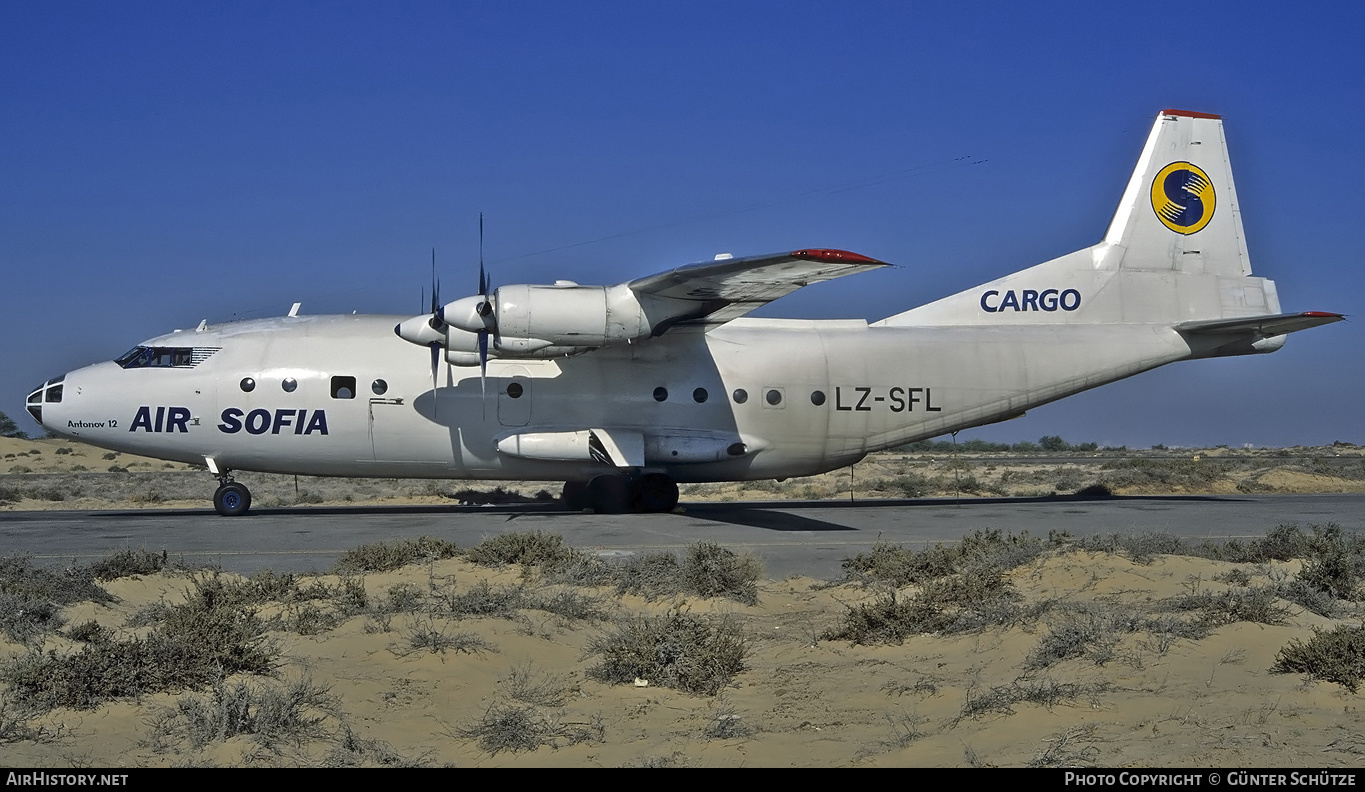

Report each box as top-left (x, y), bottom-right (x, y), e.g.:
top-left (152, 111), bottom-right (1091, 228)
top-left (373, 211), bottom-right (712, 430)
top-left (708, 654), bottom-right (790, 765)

top-left (442, 326), bottom-right (589, 366)
top-left (444, 283), bottom-right (659, 347)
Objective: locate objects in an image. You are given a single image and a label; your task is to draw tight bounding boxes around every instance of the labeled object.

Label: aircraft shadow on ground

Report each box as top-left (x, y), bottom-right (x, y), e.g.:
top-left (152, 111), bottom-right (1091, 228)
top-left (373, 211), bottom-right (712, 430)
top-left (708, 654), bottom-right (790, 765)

top-left (83, 492), bottom-right (1252, 536)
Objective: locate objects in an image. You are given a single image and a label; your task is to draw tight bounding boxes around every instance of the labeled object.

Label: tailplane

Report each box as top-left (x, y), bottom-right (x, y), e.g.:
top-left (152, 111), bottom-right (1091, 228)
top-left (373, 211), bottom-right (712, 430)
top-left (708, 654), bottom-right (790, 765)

top-left (879, 110), bottom-right (1342, 342)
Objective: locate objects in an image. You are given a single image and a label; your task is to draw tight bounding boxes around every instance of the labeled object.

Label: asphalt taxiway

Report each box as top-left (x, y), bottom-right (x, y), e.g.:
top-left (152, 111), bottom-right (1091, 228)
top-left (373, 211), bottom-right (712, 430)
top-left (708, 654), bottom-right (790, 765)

top-left (3, 493), bottom-right (1361, 580)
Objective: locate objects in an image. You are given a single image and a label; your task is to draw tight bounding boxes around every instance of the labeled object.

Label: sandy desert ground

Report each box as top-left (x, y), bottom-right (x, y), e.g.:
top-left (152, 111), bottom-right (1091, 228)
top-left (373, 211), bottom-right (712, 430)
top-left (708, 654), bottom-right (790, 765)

top-left (2, 438), bottom-right (1363, 768)
top-left (3, 436), bottom-right (1364, 512)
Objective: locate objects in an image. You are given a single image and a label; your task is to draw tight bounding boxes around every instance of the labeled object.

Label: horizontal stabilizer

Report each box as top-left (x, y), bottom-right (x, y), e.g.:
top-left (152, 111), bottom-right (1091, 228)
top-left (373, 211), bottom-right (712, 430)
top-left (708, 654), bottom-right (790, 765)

top-left (1177, 311), bottom-right (1344, 337)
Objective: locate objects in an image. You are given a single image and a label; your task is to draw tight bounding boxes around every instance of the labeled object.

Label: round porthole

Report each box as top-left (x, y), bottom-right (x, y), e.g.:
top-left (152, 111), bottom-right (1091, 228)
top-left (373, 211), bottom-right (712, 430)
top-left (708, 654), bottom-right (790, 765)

top-left (811, 390), bottom-right (826, 406)
top-left (507, 382), bottom-right (524, 398)
top-left (371, 379), bottom-right (388, 395)
top-left (239, 377), bottom-right (255, 393)
top-left (766, 389), bottom-right (782, 405)
top-left (281, 377), bottom-right (297, 393)
top-left (693, 387), bottom-right (708, 403)
top-left (653, 387), bottom-right (668, 402)
top-left (732, 389), bottom-right (748, 404)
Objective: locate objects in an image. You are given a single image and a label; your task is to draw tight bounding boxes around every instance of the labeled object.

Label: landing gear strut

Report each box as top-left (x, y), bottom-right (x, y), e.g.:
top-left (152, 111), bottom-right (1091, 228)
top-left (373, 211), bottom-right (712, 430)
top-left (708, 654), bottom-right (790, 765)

top-left (212, 469), bottom-right (252, 517)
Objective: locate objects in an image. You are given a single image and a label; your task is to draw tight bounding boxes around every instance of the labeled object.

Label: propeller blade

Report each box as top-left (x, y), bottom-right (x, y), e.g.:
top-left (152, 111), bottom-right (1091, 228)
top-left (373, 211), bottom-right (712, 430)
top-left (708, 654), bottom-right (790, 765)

top-left (478, 329), bottom-right (489, 417)
top-left (430, 341), bottom-right (440, 390)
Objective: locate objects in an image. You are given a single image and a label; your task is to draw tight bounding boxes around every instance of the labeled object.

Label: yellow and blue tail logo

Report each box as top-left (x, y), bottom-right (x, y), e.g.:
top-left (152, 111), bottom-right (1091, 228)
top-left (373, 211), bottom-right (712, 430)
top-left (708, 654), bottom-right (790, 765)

top-left (1151, 161), bottom-right (1215, 234)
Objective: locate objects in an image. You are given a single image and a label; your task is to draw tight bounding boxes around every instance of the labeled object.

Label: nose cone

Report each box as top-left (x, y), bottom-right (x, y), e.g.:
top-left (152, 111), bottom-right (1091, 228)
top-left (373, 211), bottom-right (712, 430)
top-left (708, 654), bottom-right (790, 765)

top-left (24, 374), bottom-right (66, 430)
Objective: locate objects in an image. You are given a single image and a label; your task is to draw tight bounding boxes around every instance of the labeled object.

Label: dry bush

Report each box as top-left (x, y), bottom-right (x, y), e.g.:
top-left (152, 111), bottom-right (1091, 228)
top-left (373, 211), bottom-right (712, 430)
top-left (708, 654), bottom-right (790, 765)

top-left (331, 536), bottom-right (461, 574)
top-left (3, 575), bottom-right (276, 711)
top-left (146, 677), bottom-right (337, 752)
top-left (1272, 623), bottom-right (1365, 692)
top-left (586, 610), bottom-right (748, 696)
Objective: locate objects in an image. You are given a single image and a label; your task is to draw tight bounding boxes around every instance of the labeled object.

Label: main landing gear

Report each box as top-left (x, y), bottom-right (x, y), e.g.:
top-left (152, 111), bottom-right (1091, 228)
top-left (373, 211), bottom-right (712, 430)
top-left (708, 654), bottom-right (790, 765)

top-left (561, 473), bottom-right (679, 514)
top-left (212, 469), bottom-right (252, 517)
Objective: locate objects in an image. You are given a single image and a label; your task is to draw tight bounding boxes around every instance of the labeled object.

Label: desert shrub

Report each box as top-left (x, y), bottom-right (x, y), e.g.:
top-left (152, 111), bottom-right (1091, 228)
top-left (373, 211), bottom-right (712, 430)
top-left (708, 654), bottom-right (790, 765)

top-left (0, 555), bottom-right (112, 608)
top-left (66, 620), bottom-right (105, 643)
top-left (331, 536), bottom-right (461, 574)
top-left (681, 542), bottom-right (761, 605)
top-left (615, 551), bottom-right (683, 599)
top-left (439, 581), bottom-right (527, 618)
top-left (611, 542), bottom-right (762, 605)
top-left (875, 472), bottom-right (931, 498)
top-left (1160, 586), bottom-right (1290, 628)
top-left (9, 466), bottom-right (32, 474)
top-left (88, 548), bottom-right (167, 581)
top-left (841, 530), bottom-right (1053, 588)
top-left (1075, 532), bottom-right (1188, 564)
top-left (1272, 623), bottom-right (1365, 691)
top-left (378, 583), bottom-right (423, 614)
top-left (2, 575), bottom-right (276, 710)
top-left (823, 567), bottom-right (1026, 645)
top-left (959, 679), bottom-right (1107, 721)
top-left (54, 447), bottom-right (71, 456)
top-left (1296, 524), bottom-right (1363, 600)
top-left (465, 531), bottom-right (597, 579)
top-left (1026, 605), bottom-right (1140, 669)
top-left (0, 593), bottom-right (64, 643)
top-left (1275, 580), bottom-right (1345, 618)
top-left (586, 611), bottom-right (748, 695)
top-left (397, 615), bottom-right (496, 656)
top-left (504, 661), bottom-right (573, 707)
top-left (456, 702), bottom-right (603, 755)
top-left (147, 677), bottom-right (336, 751)
top-left (529, 589), bottom-right (608, 622)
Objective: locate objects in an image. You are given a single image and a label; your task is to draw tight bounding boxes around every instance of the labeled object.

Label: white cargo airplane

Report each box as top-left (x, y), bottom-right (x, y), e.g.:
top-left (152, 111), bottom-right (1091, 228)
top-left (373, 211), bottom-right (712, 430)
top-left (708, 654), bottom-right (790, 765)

top-left (27, 110), bottom-right (1342, 515)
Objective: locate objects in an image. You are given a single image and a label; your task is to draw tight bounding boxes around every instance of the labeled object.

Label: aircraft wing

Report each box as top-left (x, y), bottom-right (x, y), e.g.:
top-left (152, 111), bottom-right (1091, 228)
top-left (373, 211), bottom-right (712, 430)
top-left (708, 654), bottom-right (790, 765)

top-left (628, 248), bottom-right (889, 329)
top-left (1176, 311), bottom-right (1344, 337)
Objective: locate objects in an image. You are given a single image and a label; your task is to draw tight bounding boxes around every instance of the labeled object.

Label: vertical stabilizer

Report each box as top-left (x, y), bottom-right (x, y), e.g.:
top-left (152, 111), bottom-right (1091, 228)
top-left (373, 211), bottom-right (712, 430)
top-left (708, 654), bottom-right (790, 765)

top-left (1093, 109), bottom-right (1252, 277)
top-left (881, 109), bottom-right (1282, 328)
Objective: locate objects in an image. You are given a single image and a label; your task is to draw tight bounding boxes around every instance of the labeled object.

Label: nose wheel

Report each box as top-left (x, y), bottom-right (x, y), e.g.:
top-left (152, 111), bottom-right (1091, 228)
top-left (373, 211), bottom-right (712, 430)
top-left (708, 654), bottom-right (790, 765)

top-left (212, 475), bottom-right (252, 517)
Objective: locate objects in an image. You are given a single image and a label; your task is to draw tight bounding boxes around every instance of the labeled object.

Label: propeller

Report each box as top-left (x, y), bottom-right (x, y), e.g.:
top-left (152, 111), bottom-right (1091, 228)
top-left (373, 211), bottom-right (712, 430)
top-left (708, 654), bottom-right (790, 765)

top-left (428, 249), bottom-right (443, 390)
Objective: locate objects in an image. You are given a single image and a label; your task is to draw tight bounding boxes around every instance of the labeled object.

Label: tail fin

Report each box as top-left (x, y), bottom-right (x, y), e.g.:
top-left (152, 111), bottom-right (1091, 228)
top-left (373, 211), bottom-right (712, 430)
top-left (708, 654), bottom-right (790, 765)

top-left (880, 109), bottom-right (1315, 332)
top-left (1098, 109), bottom-right (1250, 277)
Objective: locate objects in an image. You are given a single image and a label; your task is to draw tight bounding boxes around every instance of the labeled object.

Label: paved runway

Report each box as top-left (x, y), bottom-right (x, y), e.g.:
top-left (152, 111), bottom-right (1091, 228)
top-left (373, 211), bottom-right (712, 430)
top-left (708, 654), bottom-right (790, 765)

top-left (3, 493), bottom-right (1361, 580)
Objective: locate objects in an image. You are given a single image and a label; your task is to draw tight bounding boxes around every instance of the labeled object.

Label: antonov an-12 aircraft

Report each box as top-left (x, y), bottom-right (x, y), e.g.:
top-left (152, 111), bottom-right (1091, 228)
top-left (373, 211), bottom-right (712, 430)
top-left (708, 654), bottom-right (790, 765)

top-left (27, 110), bottom-right (1343, 515)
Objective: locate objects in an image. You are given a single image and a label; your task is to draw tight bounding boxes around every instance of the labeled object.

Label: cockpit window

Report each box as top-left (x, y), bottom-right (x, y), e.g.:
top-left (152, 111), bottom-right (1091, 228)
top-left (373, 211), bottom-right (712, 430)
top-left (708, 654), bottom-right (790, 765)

top-left (44, 384), bottom-right (63, 403)
top-left (115, 346), bottom-right (220, 369)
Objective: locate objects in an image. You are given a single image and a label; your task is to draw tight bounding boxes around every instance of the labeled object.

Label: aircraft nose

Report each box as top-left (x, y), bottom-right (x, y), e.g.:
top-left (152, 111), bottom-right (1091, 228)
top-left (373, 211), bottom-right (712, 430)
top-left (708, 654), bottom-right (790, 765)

top-left (24, 374), bottom-right (66, 429)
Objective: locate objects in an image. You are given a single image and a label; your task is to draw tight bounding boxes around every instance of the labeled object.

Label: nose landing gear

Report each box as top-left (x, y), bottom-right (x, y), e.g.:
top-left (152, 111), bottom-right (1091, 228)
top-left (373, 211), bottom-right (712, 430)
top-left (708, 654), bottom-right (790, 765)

top-left (211, 469), bottom-right (252, 517)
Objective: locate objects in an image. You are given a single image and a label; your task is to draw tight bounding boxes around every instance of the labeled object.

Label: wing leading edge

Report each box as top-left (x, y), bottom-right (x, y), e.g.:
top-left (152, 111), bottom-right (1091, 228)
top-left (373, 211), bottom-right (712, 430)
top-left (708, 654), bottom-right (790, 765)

top-left (629, 248), bottom-right (888, 329)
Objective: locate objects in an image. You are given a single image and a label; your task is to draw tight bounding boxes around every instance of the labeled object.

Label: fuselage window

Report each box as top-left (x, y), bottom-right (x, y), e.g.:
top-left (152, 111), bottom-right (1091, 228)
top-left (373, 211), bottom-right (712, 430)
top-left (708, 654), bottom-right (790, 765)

top-left (240, 377), bottom-right (256, 393)
top-left (653, 387), bottom-right (668, 402)
top-left (507, 382), bottom-right (524, 399)
top-left (371, 379), bottom-right (388, 396)
top-left (331, 376), bottom-right (356, 400)
top-left (282, 377), bottom-right (298, 393)
top-left (766, 389), bottom-right (783, 406)
top-left (811, 390), bottom-right (826, 406)
top-left (732, 389), bottom-right (748, 404)
top-left (693, 388), bottom-right (708, 403)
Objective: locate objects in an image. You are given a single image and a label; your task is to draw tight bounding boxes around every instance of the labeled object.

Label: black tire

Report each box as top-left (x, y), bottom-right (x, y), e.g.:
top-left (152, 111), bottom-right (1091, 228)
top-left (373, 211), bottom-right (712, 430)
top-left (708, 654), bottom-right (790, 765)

top-left (561, 480), bottom-right (590, 510)
top-left (632, 473), bottom-right (679, 513)
top-left (213, 482), bottom-right (252, 517)
top-left (587, 474), bottom-right (630, 514)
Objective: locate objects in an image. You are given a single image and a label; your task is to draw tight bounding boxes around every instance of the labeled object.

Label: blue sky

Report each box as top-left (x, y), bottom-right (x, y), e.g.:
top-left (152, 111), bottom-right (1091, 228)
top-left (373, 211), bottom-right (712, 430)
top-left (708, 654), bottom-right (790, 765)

top-left (2, 1), bottom-right (1360, 447)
